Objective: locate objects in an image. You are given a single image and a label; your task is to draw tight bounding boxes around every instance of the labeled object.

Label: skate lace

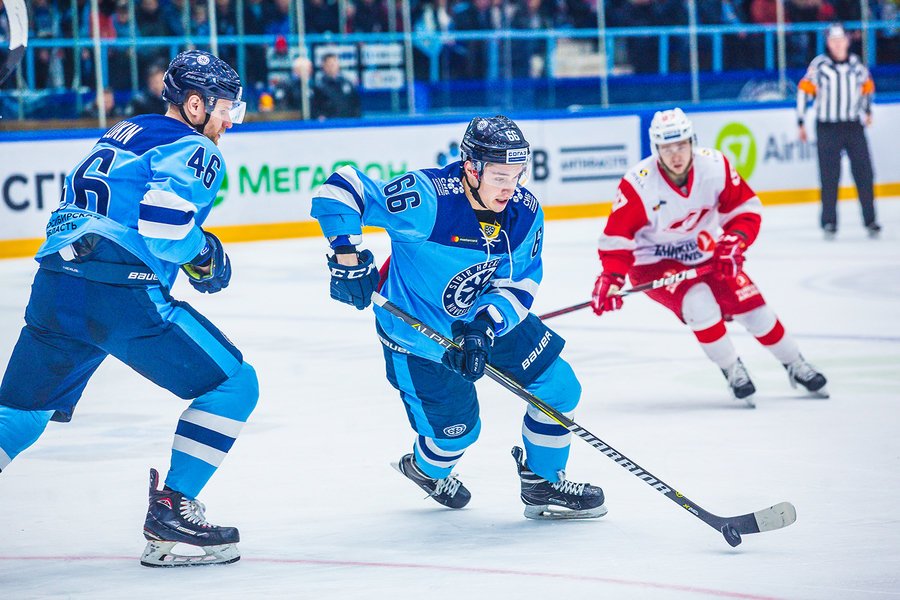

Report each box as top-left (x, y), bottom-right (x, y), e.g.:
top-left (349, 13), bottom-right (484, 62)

top-left (726, 361), bottom-right (751, 387)
top-left (179, 498), bottom-right (212, 528)
top-left (787, 359), bottom-right (816, 382)
top-left (551, 474), bottom-right (586, 496)
top-left (433, 475), bottom-right (462, 498)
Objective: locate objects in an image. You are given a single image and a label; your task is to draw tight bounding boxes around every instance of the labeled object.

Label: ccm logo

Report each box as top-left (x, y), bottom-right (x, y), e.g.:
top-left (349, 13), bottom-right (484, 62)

top-left (128, 272), bottom-right (158, 281)
top-left (521, 331), bottom-right (553, 370)
top-left (651, 271), bottom-right (691, 289)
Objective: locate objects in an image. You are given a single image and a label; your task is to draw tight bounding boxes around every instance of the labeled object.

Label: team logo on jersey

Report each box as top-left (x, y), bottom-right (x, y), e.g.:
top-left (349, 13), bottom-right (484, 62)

top-left (612, 190), bottom-right (628, 212)
top-left (696, 230), bottom-right (715, 252)
top-left (442, 259), bottom-right (502, 317)
top-left (480, 220), bottom-right (501, 240)
top-left (666, 207), bottom-right (711, 234)
top-left (443, 424), bottom-right (467, 437)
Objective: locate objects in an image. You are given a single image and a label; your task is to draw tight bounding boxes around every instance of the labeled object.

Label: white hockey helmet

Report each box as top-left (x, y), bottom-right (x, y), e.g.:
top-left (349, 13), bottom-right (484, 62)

top-left (649, 108), bottom-right (696, 153)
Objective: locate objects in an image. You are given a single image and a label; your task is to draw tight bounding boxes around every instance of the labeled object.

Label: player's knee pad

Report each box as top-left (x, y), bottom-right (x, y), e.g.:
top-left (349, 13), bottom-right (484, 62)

top-left (528, 358), bottom-right (581, 414)
top-left (681, 283), bottom-right (723, 330)
top-left (192, 362), bottom-right (259, 422)
top-left (732, 304), bottom-right (777, 336)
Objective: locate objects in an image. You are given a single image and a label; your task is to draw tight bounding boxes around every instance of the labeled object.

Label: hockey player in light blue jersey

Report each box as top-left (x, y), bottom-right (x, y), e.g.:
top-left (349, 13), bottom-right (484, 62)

top-left (0, 50), bottom-right (257, 566)
top-left (312, 115), bottom-right (607, 519)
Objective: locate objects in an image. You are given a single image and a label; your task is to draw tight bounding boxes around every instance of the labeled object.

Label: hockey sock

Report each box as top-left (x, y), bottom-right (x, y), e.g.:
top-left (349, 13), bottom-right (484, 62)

top-left (165, 363), bottom-right (258, 499)
top-left (734, 306), bottom-right (801, 364)
top-left (520, 358), bottom-right (579, 482)
top-left (0, 406), bottom-right (53, 471)
top-left (692, 320), bottom-right (740, 369)
top-left (413, 424), bottom-right (480, 480)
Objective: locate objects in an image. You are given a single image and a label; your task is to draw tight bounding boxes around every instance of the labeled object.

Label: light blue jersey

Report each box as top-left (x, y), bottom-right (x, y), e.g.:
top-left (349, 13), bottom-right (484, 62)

top-left (36, 114), bottom-right (225, 289)
top-left (311, 161), bottom-right (545, 362)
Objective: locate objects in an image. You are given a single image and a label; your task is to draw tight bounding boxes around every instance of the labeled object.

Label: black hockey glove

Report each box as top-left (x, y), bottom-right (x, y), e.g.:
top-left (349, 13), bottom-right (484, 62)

top-left (181, 231), bottom-right (231, 294)
top-left (441, 314), bottom-right (495, 382)
top-left (327, 249), bottom-right (380, 310)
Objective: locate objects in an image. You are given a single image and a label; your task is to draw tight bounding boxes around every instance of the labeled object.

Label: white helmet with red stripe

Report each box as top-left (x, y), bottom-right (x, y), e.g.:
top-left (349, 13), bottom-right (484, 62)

top-left (649, 108), bottom-right (696, 153)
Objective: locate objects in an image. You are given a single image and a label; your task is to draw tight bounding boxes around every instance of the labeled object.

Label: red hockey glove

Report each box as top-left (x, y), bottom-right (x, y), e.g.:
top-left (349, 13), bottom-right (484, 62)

top-left (713, 233), bottom-right (747, 279)
top-left (591, 273), bottom-right (625, 316)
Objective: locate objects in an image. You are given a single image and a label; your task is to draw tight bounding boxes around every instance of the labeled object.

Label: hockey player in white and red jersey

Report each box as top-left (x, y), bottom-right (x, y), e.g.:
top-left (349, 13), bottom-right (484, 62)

top-left (591, 108), bottom-right (828, 406)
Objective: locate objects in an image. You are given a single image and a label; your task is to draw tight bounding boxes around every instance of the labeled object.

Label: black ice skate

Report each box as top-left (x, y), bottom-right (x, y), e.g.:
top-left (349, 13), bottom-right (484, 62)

top-left (785, 356), bottom-right (829, 398)
top-left (722, 358), bottom-right (756, 408)
top-left (866, 223), bottom-right (882, 239)
top-left (392, 453), bottom-right (471, 509)
top-left (823, 223), bottom-right (837, 240)
top-left (140, 468), bottom-right (240, 567)
top-left (511, 446), bottom-right (607, 520)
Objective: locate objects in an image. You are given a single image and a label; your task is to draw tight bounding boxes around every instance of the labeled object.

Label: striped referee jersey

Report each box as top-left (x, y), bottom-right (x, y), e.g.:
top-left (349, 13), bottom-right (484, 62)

top-left (796, 53), bottom-right (874, 124)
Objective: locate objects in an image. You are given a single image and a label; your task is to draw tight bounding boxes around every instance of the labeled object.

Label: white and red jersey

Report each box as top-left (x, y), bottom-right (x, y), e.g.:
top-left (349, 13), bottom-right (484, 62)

top-left (598, 147), bottom-right (762, 276)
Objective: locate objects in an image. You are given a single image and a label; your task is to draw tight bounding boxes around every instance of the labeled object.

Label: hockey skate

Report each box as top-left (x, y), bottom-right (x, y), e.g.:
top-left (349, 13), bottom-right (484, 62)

top-left (511, 446), bottom-right (607, 520)
top-left (823, 223), bottom-right (837, 240)
top-left (785, 356), bottom-right (829, 398)
top-left (722, 358), bottom-right (756, 408)
top-left (866, 223), bottom-right (882, 239)
top-left (140, 468), bottom-right (240, 567)
top-left (392, 453), bottom-right (471, 509)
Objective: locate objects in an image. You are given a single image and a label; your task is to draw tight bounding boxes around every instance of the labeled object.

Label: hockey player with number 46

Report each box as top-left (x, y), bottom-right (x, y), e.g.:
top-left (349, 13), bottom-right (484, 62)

top-left (0, 50), bottom-right (257, 566)
top-left (311, 115), bottom-right (606, 520)
top-left (592, 108), bottom-right (828, 407)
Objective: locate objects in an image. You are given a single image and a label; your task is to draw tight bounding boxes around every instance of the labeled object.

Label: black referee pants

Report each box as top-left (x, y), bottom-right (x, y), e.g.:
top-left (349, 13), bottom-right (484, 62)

top-left (815, 121), bottom-right (876, 229)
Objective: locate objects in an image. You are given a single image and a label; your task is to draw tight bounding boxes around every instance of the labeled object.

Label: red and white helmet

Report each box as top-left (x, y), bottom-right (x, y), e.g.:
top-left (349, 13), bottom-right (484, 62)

top-left (649, 108), bottom-right (696, 153)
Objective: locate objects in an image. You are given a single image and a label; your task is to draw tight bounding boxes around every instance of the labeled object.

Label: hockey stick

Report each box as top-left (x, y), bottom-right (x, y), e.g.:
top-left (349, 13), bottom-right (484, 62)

top-left (538, 265), bottom-right (714, 321)
top-left (372, 291), bottom-right (796, 547)
top-left (0, 0), bottom-right (28, 87)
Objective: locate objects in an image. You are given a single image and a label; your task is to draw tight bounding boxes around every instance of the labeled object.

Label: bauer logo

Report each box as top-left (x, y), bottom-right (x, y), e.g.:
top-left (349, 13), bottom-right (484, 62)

top-left (443, 424), bottom-right (467, 437)
top-left (715, 122), bottom-right (757, 180)
top-left (442, 259), bottom-right (501, 317)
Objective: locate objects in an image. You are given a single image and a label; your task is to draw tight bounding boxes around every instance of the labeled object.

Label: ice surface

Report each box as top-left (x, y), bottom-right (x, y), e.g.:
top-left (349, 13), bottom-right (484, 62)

top-left (1, 200), bottom-right (898, 600)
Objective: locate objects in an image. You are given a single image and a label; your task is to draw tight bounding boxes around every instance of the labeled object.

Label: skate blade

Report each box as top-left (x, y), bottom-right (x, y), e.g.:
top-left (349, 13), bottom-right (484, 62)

top-left (809, 386), bottom-right (830, 399)
top-left (140, 541), bottom-right (240, 568)
top-left (731, 394), bottom-right (756, 409)
top-left (523, 503), bottom-right (608, 520)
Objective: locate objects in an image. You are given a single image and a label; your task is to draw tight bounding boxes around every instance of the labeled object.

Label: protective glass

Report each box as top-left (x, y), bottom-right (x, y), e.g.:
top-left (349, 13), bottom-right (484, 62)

top-left (210, 99), bottom-right (246, 124)
top-left (656, 139), bottom-right (691, 156)
top-left (481, 164), bottom-right (527, 188)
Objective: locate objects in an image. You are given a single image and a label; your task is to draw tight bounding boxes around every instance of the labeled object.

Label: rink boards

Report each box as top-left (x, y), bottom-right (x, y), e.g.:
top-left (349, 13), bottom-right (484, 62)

top-left (1, 101), bottom-right (899, 258)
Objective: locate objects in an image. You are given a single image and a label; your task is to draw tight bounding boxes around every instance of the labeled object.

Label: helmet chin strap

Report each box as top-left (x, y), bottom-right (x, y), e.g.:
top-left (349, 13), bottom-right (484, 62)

top-left (179, 103), bottom-right (211, 135)
top-left (463, 165), bottom-right (490, 210)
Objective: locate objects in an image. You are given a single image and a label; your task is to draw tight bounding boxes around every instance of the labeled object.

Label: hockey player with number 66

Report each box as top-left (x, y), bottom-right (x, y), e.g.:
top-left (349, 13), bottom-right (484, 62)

top-left (592, 108), bottom-right (828, 407)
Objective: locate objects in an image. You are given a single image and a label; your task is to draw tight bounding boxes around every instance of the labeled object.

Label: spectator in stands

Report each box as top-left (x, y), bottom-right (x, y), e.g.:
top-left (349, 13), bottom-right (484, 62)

top-left (511, 0), bottom-right (552, 78)
top-left (126, 63), bottom-right (167, 116)
top-left (266, 0), bottom-right (293, 36)
top-left (452, 0), bottom-right (497, 79)
top-left (276, 56), bottom-right (314, 113)
top-left (136, 0), bottom-right (171, 78)
top-left (32, 0), bottom-right (62, 90)
top-left (788, 0), bottom-right (835, 66)
top-left (191, 1), bottom-right (211, 37)
top-left (162, 0), bottom-right (188, 36)
top-left (306, 0), bottom-right (341, 34)
top-left (311, 53), bottom-right (361, 119)
top-left (612, 0), bottom-right (664, 74)
top-left (243, 0), bottom-right (274, 90)
top-left (351, 0), bottom-right (390, 32)
top-left (412, 0), bottom-right (453, 80)
top-left (214, 0), bottom-right (239, 65)
top-left (83, 88), bottom-right (124, 120)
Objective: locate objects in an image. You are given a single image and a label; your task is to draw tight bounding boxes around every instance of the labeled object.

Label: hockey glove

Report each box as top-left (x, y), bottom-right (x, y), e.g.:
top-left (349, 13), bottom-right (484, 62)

top-left (441, 314), bottom-right (495, 382)
top-left (181, 231), bottom-right (231, 294)
top-left (713, 233), bottom-right (746, 279)
top-left (591, 273), bottom-right (625, 316)
top-left (327, 249), bottom-right (380, 310)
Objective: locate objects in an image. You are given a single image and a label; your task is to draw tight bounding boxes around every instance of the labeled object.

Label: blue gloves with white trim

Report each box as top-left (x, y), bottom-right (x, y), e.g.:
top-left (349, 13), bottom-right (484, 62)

top-left (327, 249), bottom-right (380, 310)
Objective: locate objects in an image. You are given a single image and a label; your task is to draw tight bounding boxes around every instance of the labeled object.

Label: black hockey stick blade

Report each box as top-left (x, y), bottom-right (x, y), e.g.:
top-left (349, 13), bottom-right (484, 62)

top-left (372, 291), bottom-right (797, 546)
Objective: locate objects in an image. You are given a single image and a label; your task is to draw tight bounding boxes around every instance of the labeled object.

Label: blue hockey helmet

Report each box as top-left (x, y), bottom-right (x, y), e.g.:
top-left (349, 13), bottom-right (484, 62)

top-left (460, 115), bottom-right (530, 170)
top-left (163, 50), bottom-right (245, 124)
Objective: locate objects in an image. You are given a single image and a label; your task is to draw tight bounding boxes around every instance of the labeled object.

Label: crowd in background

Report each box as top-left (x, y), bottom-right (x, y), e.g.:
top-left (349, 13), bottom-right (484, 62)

top-left (2, 0), bottom-right (898, 118)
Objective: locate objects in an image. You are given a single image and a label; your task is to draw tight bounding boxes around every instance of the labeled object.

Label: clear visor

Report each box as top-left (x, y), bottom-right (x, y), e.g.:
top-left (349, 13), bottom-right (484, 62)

top-left (210, 100), bottom-right (246, 124)
top-left (481, 164), bottom-right (528, 188)
top-left (656, 139), bottom-right (692, 156)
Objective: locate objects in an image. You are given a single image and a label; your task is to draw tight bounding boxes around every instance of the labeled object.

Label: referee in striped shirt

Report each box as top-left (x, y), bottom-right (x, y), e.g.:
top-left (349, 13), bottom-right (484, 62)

top-left (797, 23), bottom-right (881, 239)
